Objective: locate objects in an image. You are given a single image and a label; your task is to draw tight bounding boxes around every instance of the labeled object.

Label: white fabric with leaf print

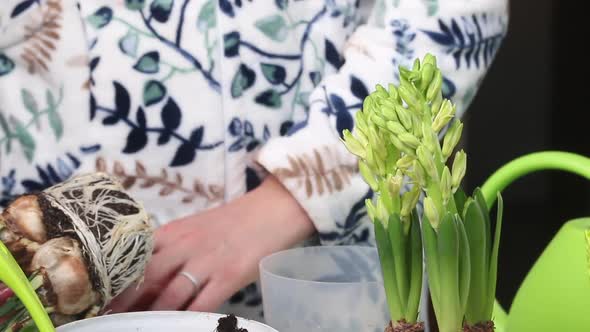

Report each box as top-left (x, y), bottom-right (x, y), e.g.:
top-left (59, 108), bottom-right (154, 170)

top-left (0, 0), bottom-right (508, 320)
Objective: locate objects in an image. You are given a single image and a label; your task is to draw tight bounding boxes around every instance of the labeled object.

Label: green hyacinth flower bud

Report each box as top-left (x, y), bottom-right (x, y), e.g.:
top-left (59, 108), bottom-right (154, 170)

top-left (426, 70), bottom-right (443, 103)
top-left (432, 100), bottom-right (456, 133)
top-left (442, 120), bottom-right (464, 159)
top-left (396, 154), bottom-right (415, 171)
top-left (417, 145), bottom-right (439, 182)
top-left (365, 198), bottom-right (377, 223)
top-left (399, 132), bottom-right (421, 150)
top-left (424, 196), bottom-right (440, 229)
top-left (441, 166), bottom-right (452, 205)
top-left (451, 150), bottom-right (467, 192)
top-left (395, 104), bottom-right (414, 130)
top-left (388, 83), bottom-right (400, 102)
top-left (359, 160), bottom-right (378, 191)
top-left (422, 122), bottom-right (439, 154)
top-left (341, 129), bottom-right (366, 159)
top-left (387, 121), bottom-right (407, 136)
top-left (401, 185), bottom-right (421, 218)
top-left (420, 63), bottom-right (435, 92)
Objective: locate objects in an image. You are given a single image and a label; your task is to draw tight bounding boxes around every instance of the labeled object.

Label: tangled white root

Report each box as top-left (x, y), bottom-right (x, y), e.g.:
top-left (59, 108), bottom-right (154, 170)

top-left (41, 172), bottom-right (154, 308)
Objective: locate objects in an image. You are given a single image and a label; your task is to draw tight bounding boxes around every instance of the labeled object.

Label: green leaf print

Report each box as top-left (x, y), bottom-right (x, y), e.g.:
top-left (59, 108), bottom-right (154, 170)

top-left (143, 80), bottom-right (167, 106)
top-left (197, 0), bottom-right (216, 32)
top-left (231, 64), bottom-right (256, 98)
top-left (0, 54), bottom-right (15, 76)
top-left (11, 117), bottom-right (35, 162)
top-left (422, 0), bottom-right (438, 16)
top-left (134, 52), bottom-right (160, 74)
top-left (0, 113), bottom-right (12, 153)
top-left (125, 0), bottom-right (146, 11)
top-left (46, 90), bottom-right (63, 140)
top-left (21, 89), bottom-right (39, 117)
top-left (260, 63), bottom-right (286, 85)
top-left (119, 31), bottom-right (139, 57)
top-left (255, 15), bottom-right (289, 42)
top-left (87, 7), bottom-right (113, 29)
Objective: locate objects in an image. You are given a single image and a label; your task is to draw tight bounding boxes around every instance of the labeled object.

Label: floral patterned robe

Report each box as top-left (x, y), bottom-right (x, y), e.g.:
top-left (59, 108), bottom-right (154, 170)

top-left (0, 0), bottom-right (508, 320)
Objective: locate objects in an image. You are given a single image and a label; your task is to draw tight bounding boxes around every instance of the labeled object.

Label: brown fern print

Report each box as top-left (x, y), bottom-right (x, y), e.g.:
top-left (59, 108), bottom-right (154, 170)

top-left (20, 0), bottom-right (63, 74)
top-left (95, 157), bottom-right (224, 204)
top-left (273, 146), bottom-right (357, 198)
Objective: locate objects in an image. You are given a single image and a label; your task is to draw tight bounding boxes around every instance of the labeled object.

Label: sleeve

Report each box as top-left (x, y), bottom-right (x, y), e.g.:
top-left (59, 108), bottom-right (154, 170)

top-left (256, 0), bottom-right (510, 245)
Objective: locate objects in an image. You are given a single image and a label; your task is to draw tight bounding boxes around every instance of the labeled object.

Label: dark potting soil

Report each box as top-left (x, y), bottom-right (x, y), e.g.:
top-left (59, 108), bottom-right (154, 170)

top-left (463, 321), bottom-right (495, 332)
top-left (384, 320), bottom-right (425, 332)
top-left (216, 314), bottom-right (248, 332)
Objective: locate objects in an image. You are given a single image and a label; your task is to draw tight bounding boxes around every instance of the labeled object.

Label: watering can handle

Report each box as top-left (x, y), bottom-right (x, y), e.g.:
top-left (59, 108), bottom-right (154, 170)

top-left (478, 151), bottom-right (590, 331)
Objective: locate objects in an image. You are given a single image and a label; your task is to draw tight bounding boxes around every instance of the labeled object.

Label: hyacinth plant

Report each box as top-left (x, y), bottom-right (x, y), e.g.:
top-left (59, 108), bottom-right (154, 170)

top-left (342, 54), bottom-right (503, 332)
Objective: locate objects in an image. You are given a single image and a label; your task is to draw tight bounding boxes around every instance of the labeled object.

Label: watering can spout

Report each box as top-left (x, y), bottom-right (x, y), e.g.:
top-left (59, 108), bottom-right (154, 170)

top-left (481, 151), bottom-right (590, 332)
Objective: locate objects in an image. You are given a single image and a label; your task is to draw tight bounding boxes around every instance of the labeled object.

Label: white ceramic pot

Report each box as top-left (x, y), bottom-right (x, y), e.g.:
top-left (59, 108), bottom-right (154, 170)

top-left (56, 311), bottom-right (278, 332)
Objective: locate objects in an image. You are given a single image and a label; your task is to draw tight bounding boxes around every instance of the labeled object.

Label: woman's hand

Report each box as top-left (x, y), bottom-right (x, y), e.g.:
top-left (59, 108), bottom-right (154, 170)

top-left (107, 175), bottom-right (315, 313)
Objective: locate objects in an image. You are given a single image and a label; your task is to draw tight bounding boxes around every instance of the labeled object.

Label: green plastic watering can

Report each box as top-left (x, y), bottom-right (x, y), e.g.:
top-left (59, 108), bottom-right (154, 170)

top-left (479, 151), bottom-right (590, 332)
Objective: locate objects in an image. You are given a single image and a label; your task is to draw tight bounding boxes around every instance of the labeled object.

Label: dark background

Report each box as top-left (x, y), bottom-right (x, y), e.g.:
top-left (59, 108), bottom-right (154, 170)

top-left (462, 0), bottom-right (589, 309)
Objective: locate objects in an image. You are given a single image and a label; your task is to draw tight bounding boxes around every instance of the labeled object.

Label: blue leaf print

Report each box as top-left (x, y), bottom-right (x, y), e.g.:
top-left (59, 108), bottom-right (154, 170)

top-left (336, 111), bottom-right (353, 138)
top-left (442, 76), bottom-right (456, 100)
top-left (11, 0), bottom-right (39, 18)
top-left (223, 32), bottom-right (240, 57)
top-left (228, 118), bottom-right (242, 136)
top-left (229, 138), bottom-right (244, 152)
top-left (260, 63), bottom-right (286, 85)
top-left (244, 121), bottom-right (254, 137)
top-left (246, 141), bottom-right (259, 152)
top-left (329, 94), bottom-right (347, 114)
top-left (90, 94), bottom-right (97, 120)
top-left (87, 7), bottom-right (113, 29)
top-left (161, 98), bottom-right (182, 130)
top-left (279, 121), bottom-right (293, 136)
top-left (309, 71), bottom-right (322, 87)
top-left (80, 144), bottom-right (101, 154)
top-left (123, 128), bottom-right (148, 153)
top-left (89, 57), bottom-right (101, 71)
top-left (219, 0), bottom-right (235, 17)
top-left (275, 0), bottom-right (288, 10)
top-left (150, 0), bottom-right (174, 23)
top-left (0, 54), bottom-right (15, 76)
top-left (231, 64), bottom-right (256, 98)
top-left (422, 15), bottom-right (506, 69)
top-left (136, 107), bottom-right (147, 128)
top-left (170, 142), bottom-right (196, 166)
top-left (263, 126), bottom-right (271, 141)
top-left (190, 127), bottom-right (204, 147)
top-left (114, 82), bottom-right (131, 118)
top-left (344, 189), bottom-right (372, 229)
top-left (246, 167), bottom-right (262, 191)
top-left (325, 39), bottom-right (344, 69)
top-left (158, 132), bottom-right (171, 145)
top-left (133, 51), bottom-right (160, 74)
top-left (350, 75), bottom-right (368, 100)
top-left (255, 90), bottom-right (282, 108)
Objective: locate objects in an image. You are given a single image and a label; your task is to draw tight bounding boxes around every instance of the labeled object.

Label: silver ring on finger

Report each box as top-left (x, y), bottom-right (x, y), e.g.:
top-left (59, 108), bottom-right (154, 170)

top-left (179, 271), bottom-right (201, 298)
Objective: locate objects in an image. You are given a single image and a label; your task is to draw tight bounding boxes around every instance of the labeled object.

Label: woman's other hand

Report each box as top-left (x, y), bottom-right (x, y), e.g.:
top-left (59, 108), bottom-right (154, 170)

top-left (107, 175), bottom-right (314, 313)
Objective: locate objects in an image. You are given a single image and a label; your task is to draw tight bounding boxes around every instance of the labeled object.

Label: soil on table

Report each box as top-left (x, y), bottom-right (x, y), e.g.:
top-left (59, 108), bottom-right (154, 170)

top-left (384, 320), bottom-right (425, 332)
top-left (216, 314), bottom-right (248, 332)
top-left (463, 321), bottom-right (495, 332)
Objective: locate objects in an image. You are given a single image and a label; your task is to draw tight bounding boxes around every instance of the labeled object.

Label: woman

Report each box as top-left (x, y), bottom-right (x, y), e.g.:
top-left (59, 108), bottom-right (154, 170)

top-left (0, 0), bottom-right (509, 320)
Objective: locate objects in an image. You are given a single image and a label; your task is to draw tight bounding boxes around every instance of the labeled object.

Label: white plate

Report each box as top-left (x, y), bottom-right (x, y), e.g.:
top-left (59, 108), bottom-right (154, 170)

top-left (56, 311), bottom-right (278, 331)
